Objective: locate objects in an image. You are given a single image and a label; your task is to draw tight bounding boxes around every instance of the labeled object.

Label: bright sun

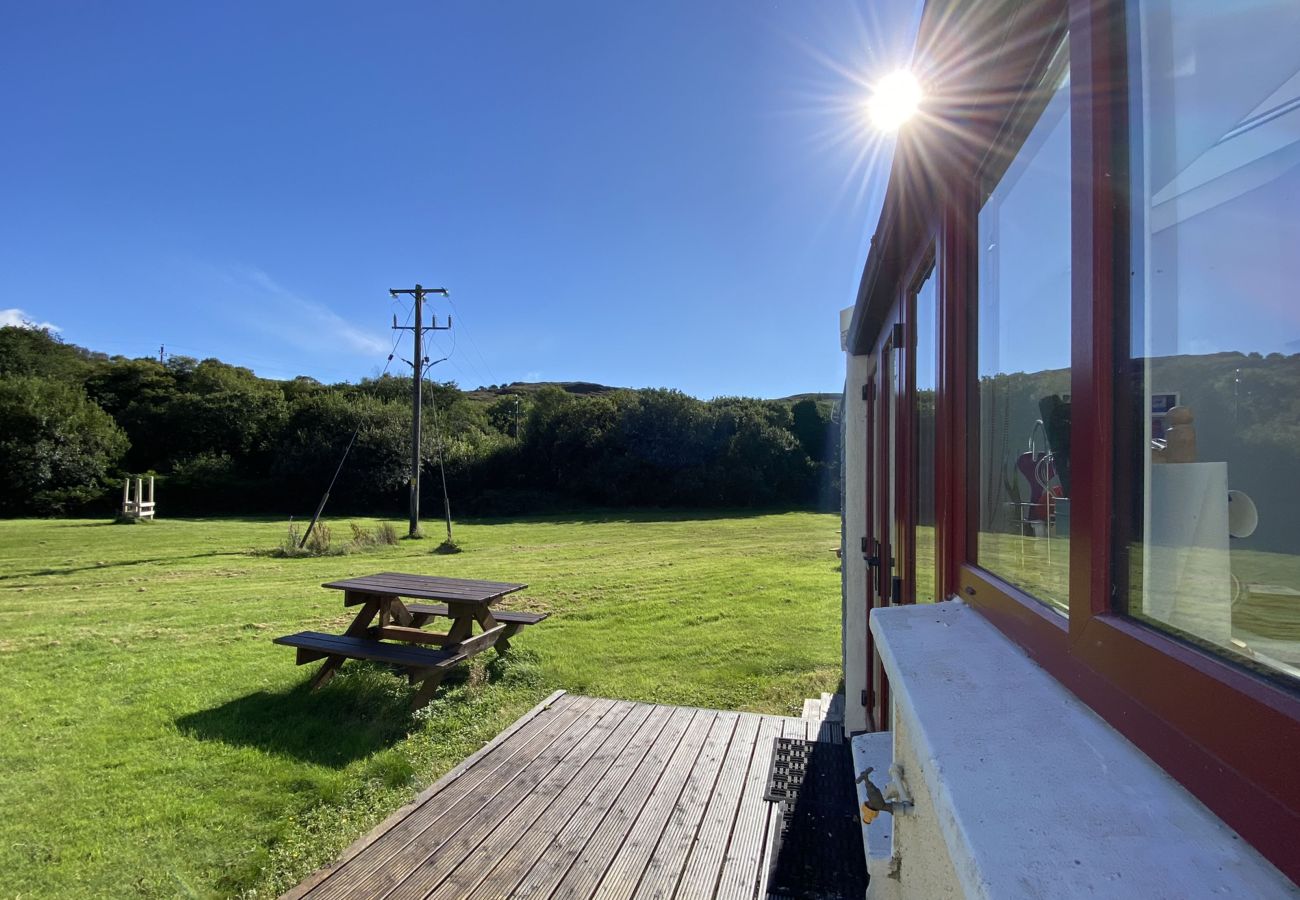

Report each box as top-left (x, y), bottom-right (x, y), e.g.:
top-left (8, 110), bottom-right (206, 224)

top-left (868, 69), bottom-right (923, 132)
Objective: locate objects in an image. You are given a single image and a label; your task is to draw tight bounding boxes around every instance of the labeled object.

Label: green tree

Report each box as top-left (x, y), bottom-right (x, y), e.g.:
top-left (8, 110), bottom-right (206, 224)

top-left (0, 326), bottom-right (99, 382)
top-left (0, 376), bottom-right (129, 514)
top-left (273, 393), bottom-right (412, 510)
top-left (790, 399), bottom-right (830, 461)
top-left (486, 395), bottom-right (526, 437)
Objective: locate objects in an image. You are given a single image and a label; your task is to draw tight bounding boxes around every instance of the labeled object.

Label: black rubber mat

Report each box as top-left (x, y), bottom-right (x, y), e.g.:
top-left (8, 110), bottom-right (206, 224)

top-left (765, 735), bottom-right (814, 802)
top-left (763, 737), bottom-right (868, 899)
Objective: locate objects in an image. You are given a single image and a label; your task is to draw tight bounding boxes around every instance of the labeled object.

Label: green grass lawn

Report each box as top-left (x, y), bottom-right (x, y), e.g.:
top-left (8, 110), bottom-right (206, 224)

top-left (0, 511), bottom-right (841, 899)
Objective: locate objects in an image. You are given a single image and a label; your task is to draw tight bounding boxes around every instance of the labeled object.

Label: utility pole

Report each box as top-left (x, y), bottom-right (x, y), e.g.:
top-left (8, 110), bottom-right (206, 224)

top-left (390, 284), bottom-right (450, 537)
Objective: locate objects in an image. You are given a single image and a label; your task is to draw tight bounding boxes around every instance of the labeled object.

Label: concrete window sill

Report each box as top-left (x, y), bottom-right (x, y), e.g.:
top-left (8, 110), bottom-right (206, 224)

top-left (860, 600), bottom-right (1296, 898)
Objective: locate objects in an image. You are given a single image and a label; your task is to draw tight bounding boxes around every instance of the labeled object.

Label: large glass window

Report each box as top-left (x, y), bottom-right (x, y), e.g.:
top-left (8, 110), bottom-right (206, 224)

top-left (914, 265), bottom-right (938, 603)
top-left (1125, 1), bottom-right (1300, 684)
top-left (974, 38), bottom-right (1072, 614)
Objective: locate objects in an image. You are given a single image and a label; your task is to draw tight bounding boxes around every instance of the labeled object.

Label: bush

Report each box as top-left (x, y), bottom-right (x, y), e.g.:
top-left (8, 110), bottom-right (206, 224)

top-left (0, 375), bottom-right (129, 515)
top-left (0, 328), bottom-right (844, 517)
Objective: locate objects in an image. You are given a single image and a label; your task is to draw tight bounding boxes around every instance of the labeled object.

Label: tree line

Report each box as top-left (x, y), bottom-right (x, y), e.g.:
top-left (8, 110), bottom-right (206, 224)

top-left (0, 325), bottom-right (841, 518)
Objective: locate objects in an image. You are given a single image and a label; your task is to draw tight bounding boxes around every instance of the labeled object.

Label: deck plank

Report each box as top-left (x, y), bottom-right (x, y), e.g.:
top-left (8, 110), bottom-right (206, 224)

top-left (285, 690), bottom-right (569, 900)
top-left (305, 694), bottom-right (602, 899)
top-left (826, 693), bottom-right (845, 723)
top-left (461, 702), bottom-right (668, 900)
top-left (589, 709), bottom-right (729, 900)
top-left (302, 693), bottom-right (590, 899)
top-left (284, 700), bottom-right (825, 900)
top-left (382, 698), bottom-right (625, 900)
top-left (671, 713), bottom-right (761, 899)
top-left (816, 719), bottom-right (844, 745)
top-left (628, 711), bottom-right (739, 900)
top-left (547, 706), bottom-right (706, 900)
top-left (715, 715), bottom-right (785, 899)
top-left (502, 705), bottom-right (693, 900)
top-left (755, 717), bottom-right (810, 899)
top-left (429, 700), bottom-right (656, 899)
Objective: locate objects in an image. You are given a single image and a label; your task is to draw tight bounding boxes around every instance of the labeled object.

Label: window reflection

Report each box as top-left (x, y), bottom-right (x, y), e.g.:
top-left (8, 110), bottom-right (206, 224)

top-left (1125, 0), bottom-right (1300, 683)
top-left (975, 40), bottom-right (1072, 613)
top-left (914, 266), bottom-right (937, 603)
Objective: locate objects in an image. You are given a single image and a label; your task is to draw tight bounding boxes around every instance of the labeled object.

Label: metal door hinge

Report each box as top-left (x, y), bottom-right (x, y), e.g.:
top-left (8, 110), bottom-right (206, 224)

top-left (866, 536), bottom-right (881, 568)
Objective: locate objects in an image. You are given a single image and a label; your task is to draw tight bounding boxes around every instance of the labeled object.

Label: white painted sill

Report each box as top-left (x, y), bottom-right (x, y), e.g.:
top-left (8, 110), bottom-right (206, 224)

top-left (864, 600), bottom-right (1297, 899)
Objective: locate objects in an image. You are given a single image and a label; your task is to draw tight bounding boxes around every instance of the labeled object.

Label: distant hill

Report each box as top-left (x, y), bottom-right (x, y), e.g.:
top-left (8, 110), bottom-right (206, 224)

top-left (463, 382), bottom-right (840, 404)
top-left (0, 324), bottom-right (852, 517)
top-left (777, 392), bottom-right (841, 404)
top-left (461, 381), bottom-right (621, 403)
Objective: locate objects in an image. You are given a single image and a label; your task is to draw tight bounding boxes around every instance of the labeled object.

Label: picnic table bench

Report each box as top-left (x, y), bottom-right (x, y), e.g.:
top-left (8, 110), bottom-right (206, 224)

top-left (274, 572), bottom-right (548, 709)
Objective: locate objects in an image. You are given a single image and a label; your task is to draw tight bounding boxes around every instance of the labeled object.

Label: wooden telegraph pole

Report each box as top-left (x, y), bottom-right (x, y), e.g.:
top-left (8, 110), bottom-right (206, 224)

top-left (389, 284), bottom-right (450, 537)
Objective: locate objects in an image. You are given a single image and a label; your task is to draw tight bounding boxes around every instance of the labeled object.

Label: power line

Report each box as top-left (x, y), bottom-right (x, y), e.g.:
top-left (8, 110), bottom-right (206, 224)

top-left (388, 283), bottom-right (451, 539)
top-left (428, 320), bottom-right (491, 390)
top-left (447, 296), bottom-right (503, 387)
top-left (423, 326), bottom-right (484, 392)
top-left (421, 364), bottom-right (454, 544)
top-left (298, 300), bottom-right (412, 548)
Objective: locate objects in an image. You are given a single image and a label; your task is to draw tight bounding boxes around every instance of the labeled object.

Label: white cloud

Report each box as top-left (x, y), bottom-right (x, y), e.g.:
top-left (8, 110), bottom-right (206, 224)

top-left (220, 266), bottom-right (390, 357)
top-left (0, 308), bottom-right (60, 332)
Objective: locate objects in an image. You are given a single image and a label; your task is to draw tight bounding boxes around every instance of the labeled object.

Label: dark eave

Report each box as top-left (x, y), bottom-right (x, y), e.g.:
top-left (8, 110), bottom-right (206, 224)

top-left (844, 0), bottom-right (1064, 357)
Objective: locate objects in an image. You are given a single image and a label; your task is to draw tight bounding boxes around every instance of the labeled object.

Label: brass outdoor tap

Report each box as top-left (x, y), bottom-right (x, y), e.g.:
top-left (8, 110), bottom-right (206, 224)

top-left (857, 767), bottom-right (892, 823)
top-left (857, 764), bottom-right (913, 824)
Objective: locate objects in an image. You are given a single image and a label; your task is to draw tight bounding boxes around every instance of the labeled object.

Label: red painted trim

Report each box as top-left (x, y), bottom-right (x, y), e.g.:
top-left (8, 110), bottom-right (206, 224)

top-left (943, 171), bottom-right (977, 600)
top-left (853, 0), bottom-right (1300, 881)
top-left (864, 376), bottom-right (878, 727)
top-left (872, 340), bottom-right (895, 730)
top-left (933, 224), bottom-right (953, 601)
top-left (899, 239), bottom-right (936, 606)
top-left (894, 303), bottom-right (914, 610)
top-left (1072, 0), bottom-right (1300, 879)
top-left (1068, 0), bottom-right (1117, 633)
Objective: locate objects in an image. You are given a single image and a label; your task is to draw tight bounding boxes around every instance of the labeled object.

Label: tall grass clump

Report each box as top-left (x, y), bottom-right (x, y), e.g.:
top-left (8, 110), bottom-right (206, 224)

top-left (349, 521), bottom-right (399, 548)
top-left (273, 519), bottom-right (336, 557)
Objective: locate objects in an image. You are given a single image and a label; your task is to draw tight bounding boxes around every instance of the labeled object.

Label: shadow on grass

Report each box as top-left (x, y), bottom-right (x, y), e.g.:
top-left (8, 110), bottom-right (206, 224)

top-left (175, 662), bottom-right (440, 767)
top-left (460, 506), bottom-right (828, 527)
top-left (0, 550), bottom-right (246, 581)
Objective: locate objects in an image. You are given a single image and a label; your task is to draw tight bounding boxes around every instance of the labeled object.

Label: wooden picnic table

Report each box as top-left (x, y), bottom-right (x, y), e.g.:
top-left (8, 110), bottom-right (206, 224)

top-left (274, 572), bottom-right (546, 709)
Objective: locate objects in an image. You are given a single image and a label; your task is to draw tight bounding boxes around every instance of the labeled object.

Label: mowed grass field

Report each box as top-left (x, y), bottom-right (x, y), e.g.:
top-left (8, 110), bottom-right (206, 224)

top-left (0, 511), bottom-right (841, 898)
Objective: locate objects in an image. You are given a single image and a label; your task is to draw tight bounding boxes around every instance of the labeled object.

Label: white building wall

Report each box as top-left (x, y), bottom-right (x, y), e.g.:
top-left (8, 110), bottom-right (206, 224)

top-left (842, 349), bottom-right (873, 735)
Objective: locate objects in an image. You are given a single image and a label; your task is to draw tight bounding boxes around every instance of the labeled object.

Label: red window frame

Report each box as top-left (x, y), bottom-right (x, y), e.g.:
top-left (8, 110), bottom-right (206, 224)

top-left (864, 236), bottom-right (936, 729)
top-left (902, 247), bottom-right (936, 607)
top-left (937, 0), bottom-right (1300, 880)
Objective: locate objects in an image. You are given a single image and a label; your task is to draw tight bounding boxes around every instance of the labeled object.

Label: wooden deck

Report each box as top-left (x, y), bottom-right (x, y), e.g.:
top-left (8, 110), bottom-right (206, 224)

top-left (285, 691), bottom-right (842, 900)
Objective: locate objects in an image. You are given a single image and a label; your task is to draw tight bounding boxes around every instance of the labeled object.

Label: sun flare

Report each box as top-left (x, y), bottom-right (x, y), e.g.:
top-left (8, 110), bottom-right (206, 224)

top-left (868, 69), bottom-right (922, 132)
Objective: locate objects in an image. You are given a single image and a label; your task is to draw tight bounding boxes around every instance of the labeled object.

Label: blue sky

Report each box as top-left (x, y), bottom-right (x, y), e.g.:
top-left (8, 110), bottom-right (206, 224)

top-left (1, 1), bottom-right (918, 398)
